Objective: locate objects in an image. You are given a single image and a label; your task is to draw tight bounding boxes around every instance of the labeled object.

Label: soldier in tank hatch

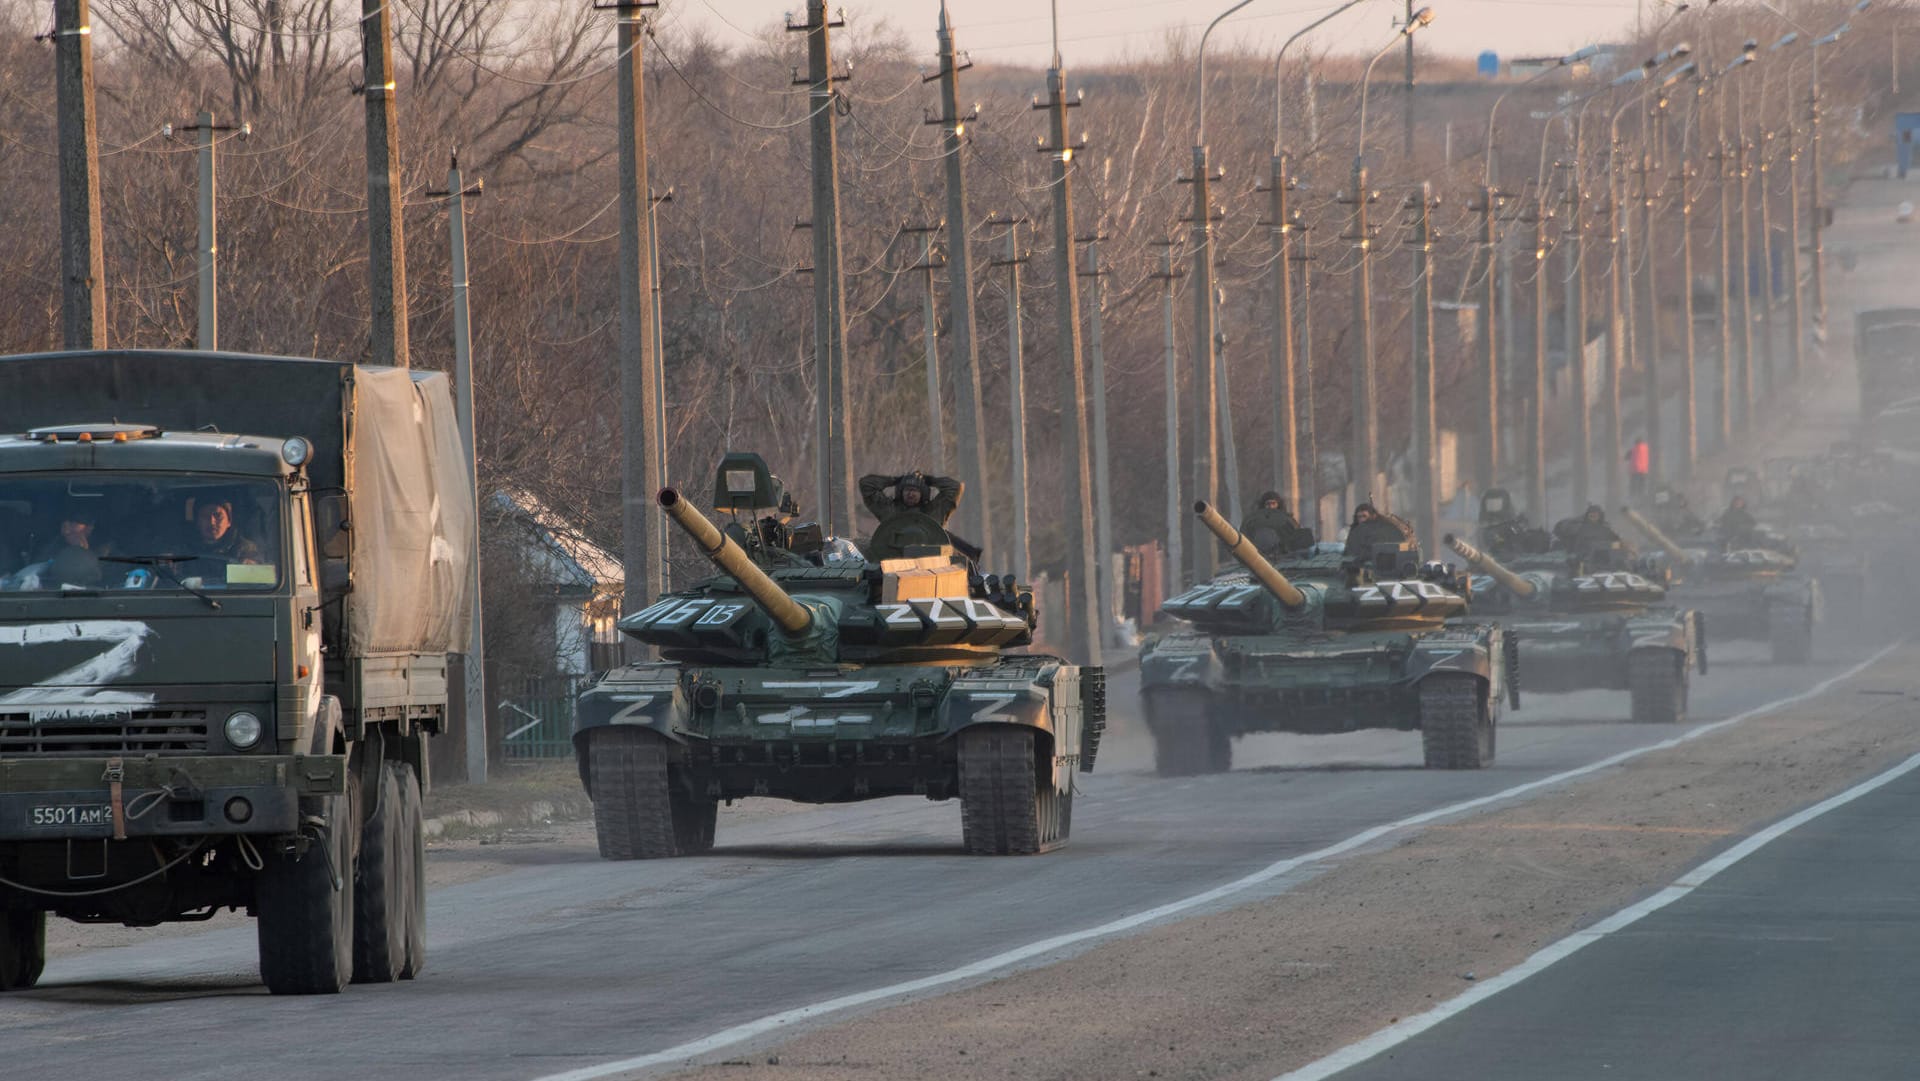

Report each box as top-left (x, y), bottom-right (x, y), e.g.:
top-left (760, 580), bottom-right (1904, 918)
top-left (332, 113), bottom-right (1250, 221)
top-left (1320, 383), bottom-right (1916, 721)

top-left (860, 470), bottom-right (964, 527)
top-left (1553, 505), bottom-right (1626, 561)
top-left (1717, 495), bottom-right (1762, 548)
top-left (1240, 491), bottom-right (1315, 556)
top-left (1343, 502), bottom-right (1413, 556)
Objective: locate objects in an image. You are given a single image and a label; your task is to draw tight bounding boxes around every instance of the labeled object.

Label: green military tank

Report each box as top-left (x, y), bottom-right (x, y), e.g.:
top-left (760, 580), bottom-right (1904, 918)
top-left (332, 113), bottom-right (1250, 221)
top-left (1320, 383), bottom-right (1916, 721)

top-left (1622, 507), bottom-right (1818, 664)
top-left (1138, 502), bottom-right (1517, 775)
top-left (571, 454), bottom-right (1103, 858)
top-left (1445, 535), bottom-right (1703, 724)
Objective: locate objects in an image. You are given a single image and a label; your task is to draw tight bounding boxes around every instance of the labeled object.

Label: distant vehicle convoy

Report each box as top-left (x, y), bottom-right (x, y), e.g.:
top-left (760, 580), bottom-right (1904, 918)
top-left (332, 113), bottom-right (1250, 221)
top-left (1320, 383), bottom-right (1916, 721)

top-left (0, 350), bottom-right (475, 994)
top-left (0, 347), bottom-right (1881, 991)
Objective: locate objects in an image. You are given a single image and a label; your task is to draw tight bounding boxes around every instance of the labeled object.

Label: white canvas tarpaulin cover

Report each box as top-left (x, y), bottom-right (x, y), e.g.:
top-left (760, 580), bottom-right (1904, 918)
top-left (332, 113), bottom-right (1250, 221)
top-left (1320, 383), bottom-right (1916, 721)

top-left (346, 368), bottom-right (475, 655)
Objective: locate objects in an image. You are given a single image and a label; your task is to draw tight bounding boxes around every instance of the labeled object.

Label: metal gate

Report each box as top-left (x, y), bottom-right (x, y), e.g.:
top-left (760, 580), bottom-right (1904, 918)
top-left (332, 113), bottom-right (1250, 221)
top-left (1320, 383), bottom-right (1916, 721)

top-left (498, 674), bottom-right (585, 760)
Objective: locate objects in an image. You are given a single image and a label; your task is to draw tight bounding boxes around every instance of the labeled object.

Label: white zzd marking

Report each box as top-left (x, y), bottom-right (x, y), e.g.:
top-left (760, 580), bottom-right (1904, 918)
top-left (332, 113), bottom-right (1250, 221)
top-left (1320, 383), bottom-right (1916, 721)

top-left (760, 681), bottom-right (881, 699)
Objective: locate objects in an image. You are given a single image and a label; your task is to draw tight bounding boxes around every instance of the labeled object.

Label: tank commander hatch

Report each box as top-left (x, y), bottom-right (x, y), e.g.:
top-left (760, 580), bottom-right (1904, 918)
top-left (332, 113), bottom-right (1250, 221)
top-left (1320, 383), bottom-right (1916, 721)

top-left (1342, 502), bottom-right (1413, 557)
top-left (1240, 490), bottom-right (1315, 556)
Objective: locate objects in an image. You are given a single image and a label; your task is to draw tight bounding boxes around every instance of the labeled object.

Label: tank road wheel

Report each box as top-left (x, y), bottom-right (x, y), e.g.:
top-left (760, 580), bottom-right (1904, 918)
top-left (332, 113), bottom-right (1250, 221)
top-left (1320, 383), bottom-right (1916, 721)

top-left (256, 781), bottom-right (357, 995)
top-left (1420, 675), bottom-right (1494, 770)
top-left (588, 728), bottom-right (716, 859)
top-left (1144, 690), bottom-right (1232, 778)
top-left (0, 911), bottom-right (46, 992)
top-left (1628, 651), bottom-right (1687, 724)
top-left (396, 762), bottom-right (427, 980)
top-left (958, 727), bottom-right (1067, 855)
top-left (352, 761), bottom-right (408, 984)
top-left (1769, 606), bottom-right (1813, 665)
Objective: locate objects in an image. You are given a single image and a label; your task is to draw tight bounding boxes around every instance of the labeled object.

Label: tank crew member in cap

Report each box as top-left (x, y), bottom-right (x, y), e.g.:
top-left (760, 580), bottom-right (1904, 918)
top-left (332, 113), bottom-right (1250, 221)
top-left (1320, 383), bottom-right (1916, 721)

top-left (1342, 502), bottom-right (1413, 556)
top-left (1553, 504), bottom-right (1625, 562)
top-left (1240, 490), bottom-right (1315, 556)
top-left (860, 470), bottom-right (964, 527)
top-left (1650, 488), bottom-right (1706, 537)
top-left (1717, 494), bottom-right (1761, 548)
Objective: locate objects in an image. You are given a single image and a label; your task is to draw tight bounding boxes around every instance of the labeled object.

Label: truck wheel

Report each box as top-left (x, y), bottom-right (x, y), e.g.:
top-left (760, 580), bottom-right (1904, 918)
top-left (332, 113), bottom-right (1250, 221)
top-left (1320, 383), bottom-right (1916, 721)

top-left (588, 728), bottom-right (682, 859)
top-left (0, 911), bottom-right (46, 992)
top-left (396, 762), bottom-right (427, 980)
top-left (1628, 651), bottom-right (1687, 724)
top-left (1769, 606), bottom-right (1813, 664)
top-left (1420, 675), bottom-right (1494, 769)
top-left (257, 784), bottom-right (357, 995)
top-left (958, 727), bottom-right (1063, 855)
top-left (352, 761), bottom-right (407, 984)
top-left (1144, 690), bottom-right (1231, 778)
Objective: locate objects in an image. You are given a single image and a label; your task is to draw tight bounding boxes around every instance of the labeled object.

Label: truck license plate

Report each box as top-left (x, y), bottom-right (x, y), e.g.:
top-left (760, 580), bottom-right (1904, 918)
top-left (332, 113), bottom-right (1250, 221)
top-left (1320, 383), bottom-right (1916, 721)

top-left (27, 804), bottom-right (111, 829)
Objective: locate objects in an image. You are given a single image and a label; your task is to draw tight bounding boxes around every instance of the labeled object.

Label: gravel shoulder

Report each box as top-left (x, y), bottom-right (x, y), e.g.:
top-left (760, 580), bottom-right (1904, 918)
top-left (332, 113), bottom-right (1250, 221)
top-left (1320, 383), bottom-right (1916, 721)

top-left (653, 640), bottom-right (1920, 1081)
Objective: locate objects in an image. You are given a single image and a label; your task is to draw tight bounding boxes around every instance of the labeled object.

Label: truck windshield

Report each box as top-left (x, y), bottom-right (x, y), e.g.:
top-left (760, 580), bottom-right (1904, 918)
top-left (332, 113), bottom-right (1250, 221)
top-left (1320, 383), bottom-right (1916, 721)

top-left (0, 474), bottom-right (282, 593)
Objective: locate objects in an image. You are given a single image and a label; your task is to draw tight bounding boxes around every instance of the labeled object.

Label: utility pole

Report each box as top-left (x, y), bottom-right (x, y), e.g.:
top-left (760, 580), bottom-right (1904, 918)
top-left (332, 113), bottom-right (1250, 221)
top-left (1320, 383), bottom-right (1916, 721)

top-left (1562, 143), bottom-right (1591, 510)
top-left (1733, 118), bottom-right (1756, 437)
top-left (1525, 198), bottom-right (1552, 520)
top-left (1293, 220), bottom-right (1320, 533)
top-left (173, 111), bottom-right (244, 350)
top-left (1402, 0), bottom-right (1417, 158)
top-left (1034, 46), bottom-right (1101, 666)
top-left (1783, 106), bottom-right (1807, 382)
top-left (1343, 164), bottom-right (1379, 505)
top-left (1181, 145), bottom-right (1221, 583)
top-left (1473, 184), bottom-right (1504, 494)
top-left (51, 0), bottom-right (105, 349)
top-left (1153, 242), bottom-right (1184, 593)
top-left (1408, 184), bottom-right (1440, 551)
top-left (791, 0), bottom-right (854, 536)
top-left (1754, 124), bottom-right (1779, 401)
top-left (1640, 101), bottom-right (1666, 486)
top-left (359, 0), bottom-right (408, 367)
top-left (929, 3), bottom-right (991, 554)
top-left (1605, 158), bottom-right (1629, 509)
top-left (649, 186), bottom-right (672, 590)
top-left (1262, 155), bottom-right (1301, 512)
top-left (1213, 286), bottom-right (1241, 524)
top-left (906, 225), bottom-right (947, 461)
top-left (606, 0), bottom-right (663, 624)
top-left (1080, 236), bottom-right (1115, 650)
top-left (1808, 73), bottom-right (1826, 333)
top-left (1714, 105), bottom-right (1736, 448)
top-left (1675, 142), bottom-right (1699, 478)
top-left (990, 219), bottom-right (1031, 585)
top-left (430, 157), bottom-right (488, 784)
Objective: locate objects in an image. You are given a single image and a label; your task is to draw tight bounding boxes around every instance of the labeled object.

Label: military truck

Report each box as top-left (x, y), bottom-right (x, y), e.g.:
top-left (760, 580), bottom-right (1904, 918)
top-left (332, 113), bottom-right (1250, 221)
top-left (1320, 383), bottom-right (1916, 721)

top-left (1446, 536), bottom-right (1702, 723)
top-left (573, 455), bottom-right (1102, 857)
top-left (1622, 507), bottom-right (1818, 664)
top-left (0, 350), bottom-right (474, 994)
top-left (1138, 502), bottom-right (1516, 775)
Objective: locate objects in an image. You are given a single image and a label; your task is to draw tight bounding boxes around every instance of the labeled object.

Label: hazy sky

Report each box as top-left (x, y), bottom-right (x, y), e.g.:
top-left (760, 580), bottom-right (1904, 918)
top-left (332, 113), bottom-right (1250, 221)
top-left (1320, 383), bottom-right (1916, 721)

top-left (662, 0), bottom-right (1655, 67)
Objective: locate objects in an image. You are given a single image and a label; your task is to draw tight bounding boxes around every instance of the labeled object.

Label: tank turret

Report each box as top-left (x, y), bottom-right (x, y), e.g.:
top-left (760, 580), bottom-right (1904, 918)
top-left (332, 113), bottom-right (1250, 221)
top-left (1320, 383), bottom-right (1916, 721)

top-left (659, 487), bottom-right (814, 636)
top-left (1194, 501), bottom-right (1307, 609)
top-left (1621, 506), bottom-right (1695, 567)
top-left (1445, 534), bottom-right (1539, 598)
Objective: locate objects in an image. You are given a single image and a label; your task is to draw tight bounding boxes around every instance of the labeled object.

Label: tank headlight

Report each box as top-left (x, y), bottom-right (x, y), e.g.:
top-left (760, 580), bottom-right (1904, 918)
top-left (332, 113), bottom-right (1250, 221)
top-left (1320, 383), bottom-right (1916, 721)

top-left (225, 711), bottom-right (264, 750)
top-left (282, 437), bottom-right (311, 467)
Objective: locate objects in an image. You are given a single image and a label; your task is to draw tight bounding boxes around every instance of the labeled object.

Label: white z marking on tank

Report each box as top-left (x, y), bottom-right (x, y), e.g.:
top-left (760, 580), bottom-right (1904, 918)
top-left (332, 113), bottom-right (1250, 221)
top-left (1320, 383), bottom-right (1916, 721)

top-left (967, 693), bottom-right (1020, 723)
top-left (760, 681), bottom-right (882, 699)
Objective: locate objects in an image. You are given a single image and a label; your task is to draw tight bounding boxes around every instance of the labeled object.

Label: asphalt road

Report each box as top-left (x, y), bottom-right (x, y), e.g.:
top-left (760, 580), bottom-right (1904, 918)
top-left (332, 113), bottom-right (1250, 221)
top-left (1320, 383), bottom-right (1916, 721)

top-left (1309, 737), bottom-right (1920, 1081)
top-left (0, 639), bottom-right (1871, 1081)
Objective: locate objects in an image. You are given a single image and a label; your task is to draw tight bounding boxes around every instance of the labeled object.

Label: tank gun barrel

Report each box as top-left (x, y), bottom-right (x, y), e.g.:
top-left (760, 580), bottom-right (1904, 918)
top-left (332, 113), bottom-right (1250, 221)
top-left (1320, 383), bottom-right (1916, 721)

top-left (1194, 501), bottom-right (1307, 610)
top-left (1619, 506), bottom-right (1693, 567)
top-left (657, 488), bottom-right (814, 636)
top-left (1444, 534), bottom-right (1538, 598)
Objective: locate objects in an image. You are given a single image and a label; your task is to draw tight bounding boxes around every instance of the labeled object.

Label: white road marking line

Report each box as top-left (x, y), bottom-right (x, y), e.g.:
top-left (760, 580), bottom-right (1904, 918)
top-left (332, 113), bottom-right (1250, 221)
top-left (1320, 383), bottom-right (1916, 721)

top-left (524, 643), bottom-right (1901, 1081)
top-left (1275, 659), bottom-right (1918, 1079)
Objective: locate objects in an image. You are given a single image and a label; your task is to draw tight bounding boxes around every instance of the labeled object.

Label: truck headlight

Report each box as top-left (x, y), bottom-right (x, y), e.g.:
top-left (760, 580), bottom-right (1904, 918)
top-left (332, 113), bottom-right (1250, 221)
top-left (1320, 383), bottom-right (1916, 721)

top-left (281, 436), bottom-right (311, 467)
top-left (225, 711), bottom-right (264, 750)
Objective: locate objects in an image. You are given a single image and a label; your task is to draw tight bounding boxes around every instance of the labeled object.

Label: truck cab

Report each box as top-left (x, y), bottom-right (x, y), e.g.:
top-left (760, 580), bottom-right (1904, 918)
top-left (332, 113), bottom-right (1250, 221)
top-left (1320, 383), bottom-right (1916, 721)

top-left (0, 350), bottom-right (472, 995)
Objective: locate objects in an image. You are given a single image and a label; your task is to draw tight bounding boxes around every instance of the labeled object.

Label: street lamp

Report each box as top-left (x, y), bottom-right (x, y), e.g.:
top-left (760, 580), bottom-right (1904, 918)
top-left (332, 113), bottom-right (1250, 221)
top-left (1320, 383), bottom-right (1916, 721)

top-left (1347, 7), bottom-right (1434, 509)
